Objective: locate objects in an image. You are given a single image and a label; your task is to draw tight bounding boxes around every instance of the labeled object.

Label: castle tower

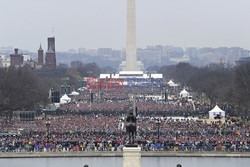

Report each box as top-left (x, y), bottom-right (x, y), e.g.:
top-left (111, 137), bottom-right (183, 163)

top-left (38, 44), bottom-right (44, 65)
top-left (10, 48), bottom-right (23, 67)
top-left (45, 37), bottom-right (56, 69)
top-left (48, 37), bottom-right (55, 52)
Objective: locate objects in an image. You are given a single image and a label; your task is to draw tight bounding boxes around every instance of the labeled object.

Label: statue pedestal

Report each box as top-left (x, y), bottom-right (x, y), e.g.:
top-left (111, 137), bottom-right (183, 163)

top-left (123, 147), bottom-right (141, 167)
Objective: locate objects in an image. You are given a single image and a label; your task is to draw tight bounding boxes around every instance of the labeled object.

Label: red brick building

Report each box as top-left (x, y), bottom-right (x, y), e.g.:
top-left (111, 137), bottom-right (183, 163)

top-left (45, 37), bottom-right (56, 69)
top-left (10, 48), bottom-right (23, 67)
top-left (38, 44), bottom-right (44, 65)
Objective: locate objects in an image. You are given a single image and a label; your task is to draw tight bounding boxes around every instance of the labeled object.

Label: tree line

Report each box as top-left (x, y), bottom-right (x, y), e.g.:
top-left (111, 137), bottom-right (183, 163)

top-left (0, 66), bottom-right (47, 118)
top-left (159, 62), bottom-right (250, 116)
top-left (0, 62), bottom-right (101, 118)
top-left (0, 61), bottom-right (249, 117)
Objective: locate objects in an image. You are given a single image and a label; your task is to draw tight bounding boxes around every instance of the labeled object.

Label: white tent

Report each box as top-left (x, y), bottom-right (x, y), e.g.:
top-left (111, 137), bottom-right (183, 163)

top-left (180, 89), bottom-right (189, 97)
top-left (70, 91), bottom-right (80, 96)
top-left (209, 105), bottom-right (225, 119)
top-left (167, 80), bottom-right (178, 87)
top-left (60, 94), bottom-right (71, 104)
top-left (168, 80), bottom-right (174, 85)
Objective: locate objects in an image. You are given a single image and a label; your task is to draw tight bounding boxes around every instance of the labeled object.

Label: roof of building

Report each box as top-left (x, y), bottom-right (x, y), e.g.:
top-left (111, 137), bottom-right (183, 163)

top-left (38, 44), bottom-right (43, 51)
top-left (238, 57), bottom-right (250, 62)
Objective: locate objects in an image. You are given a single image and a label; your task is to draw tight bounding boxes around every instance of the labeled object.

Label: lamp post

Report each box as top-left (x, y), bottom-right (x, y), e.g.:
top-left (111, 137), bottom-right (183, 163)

top-left (87, 71), bottom-right (92, 77)
top-left (86, 71), bottom-right (93, 110)
top-left (46, 121), bottom-right (51, 141)
top-left (61, 77), bottom-right (70, 94)
top-left (155, 119), bottom-right (161, 140)
top-left (119, 117), bottom-right (125, 136)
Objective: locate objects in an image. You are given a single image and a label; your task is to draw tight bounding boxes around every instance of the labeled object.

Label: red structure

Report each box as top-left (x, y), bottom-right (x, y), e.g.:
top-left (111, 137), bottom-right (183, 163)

top-left (45, 37), bottom-right (56, 69)
top-left (10, 48), bottom-right (23, 67)
top-left (47, 37), bottom-right (55, 52)
top-left (38, 44), bottom-right (44, 65)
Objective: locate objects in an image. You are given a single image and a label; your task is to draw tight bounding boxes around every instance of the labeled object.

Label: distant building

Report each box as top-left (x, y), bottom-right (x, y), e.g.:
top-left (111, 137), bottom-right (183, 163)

top-left (98, 48), bottom-right (112, 56)
top-left (67, 49), bottom-right (77, 54)
top-left (38, 44), bottom-right (44, 65)
top-left (5, 48), bottom-right (41, 69)
top-left (47, 37), bottom-right (55, 52)
top-left (198, 47), bottom-right (215, 54)
top-left (111, 50), bottom-right (120, 57)
top-left (71, 61), bottom-right (83, 68)
top-left (45, 46), bottom-right (56, 69)
top-left (45, 37), bottom-right (56, 69)
top-left (23, 60), bottom-right (38, 69)
top-left (236, 57), bottom-right (250, 65)
top-left (10, 48), bottom-right (23, 67)
top-left (137, 46), bottom-right (162, 67)
top-left (86, 49), bottom-right (98, 56)
top-left (78, 48), bottom-right (86, 54)
top-left (216, 47), bottom-right (229, 56)
top-left (23, 54), bottom-right (31, 62)
top-left (185, 47), bottom-right (198, 57)
top-left (58, 63), bottom-right (68, 69)
top-left (0, 55), bottom-right (10, 68)
top-left (0, 46), bottom-right (13, 54)
top-left (167, 47), bottom-right (184, 58)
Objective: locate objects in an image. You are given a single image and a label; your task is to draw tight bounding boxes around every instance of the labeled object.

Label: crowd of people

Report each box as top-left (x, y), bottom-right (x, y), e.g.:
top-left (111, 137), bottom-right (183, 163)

top-left (0, 87), bottom-right (248, 153)
top-left (59, 88), bottom-right (213, 118)
top-left (0, 114), bottom-right (249, 152)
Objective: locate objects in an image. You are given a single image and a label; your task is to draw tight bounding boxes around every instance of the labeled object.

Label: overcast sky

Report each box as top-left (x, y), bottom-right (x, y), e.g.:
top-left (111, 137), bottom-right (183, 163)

top-left (1, 0), bottom-right (250, 51)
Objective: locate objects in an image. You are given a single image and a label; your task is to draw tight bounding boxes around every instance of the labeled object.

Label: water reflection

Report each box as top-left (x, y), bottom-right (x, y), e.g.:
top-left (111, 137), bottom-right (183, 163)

top-left (0, 157), bottom-right (249, 167)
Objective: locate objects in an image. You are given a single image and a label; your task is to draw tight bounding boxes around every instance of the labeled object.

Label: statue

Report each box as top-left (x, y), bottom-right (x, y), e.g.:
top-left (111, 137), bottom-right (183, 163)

top-left (126, 110), bottom-right (137, 146)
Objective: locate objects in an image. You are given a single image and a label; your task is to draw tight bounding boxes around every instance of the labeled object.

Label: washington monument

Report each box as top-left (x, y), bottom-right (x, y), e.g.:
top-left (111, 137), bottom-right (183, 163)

top-left (119, 0), bottom-right (144, 71)
top-left (100, 0), bottom-right (161, 78)
top-left (126, 0), bottom-right (137, 71)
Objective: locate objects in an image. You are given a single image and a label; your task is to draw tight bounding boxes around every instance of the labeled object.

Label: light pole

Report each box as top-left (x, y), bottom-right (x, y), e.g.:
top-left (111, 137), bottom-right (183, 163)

top-left (46, 121), bottom-right (51, 141)
top-left (87, 71), bottom-right (93, 110)
top-left (155, 119), bottom-right (161, 140)
top-left (119, 117), bottom-right (125, 136)
top-left (61, 77), bottom-right (70, 94)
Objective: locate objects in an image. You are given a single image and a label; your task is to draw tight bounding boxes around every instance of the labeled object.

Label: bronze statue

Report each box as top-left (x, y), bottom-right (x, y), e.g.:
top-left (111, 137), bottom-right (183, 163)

top-left (126, 111), bottom-right (136, 145)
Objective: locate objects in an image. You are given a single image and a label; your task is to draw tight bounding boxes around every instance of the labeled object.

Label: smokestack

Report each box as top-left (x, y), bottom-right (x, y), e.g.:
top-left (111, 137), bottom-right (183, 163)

top-left (14, 48), bottom-right (18, 55)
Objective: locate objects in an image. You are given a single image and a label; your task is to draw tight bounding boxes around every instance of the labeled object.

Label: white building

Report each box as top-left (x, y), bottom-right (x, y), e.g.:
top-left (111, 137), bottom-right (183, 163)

top-left (0, 55), bottom-right (11, 68)
top-left (23, 54), bottom-right (31, 62)
top-left (22, 54), bottom-right (40, 69)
